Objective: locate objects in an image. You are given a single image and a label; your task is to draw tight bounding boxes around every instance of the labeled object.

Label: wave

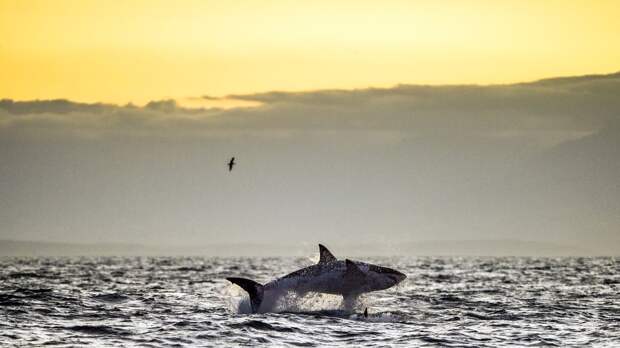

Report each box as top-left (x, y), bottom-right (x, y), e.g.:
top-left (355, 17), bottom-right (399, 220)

top-left (64, 325), bottom-right (131, 336)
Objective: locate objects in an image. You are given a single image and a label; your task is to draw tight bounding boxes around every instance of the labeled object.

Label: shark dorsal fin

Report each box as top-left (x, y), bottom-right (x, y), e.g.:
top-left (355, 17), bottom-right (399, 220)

top-left (345, 259), bottom-right (366, 278)
top-left (318, 244), bottom-right (337, 264)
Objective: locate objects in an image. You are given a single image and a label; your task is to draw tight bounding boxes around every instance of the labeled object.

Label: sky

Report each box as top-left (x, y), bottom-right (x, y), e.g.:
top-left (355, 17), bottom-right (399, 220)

top-left (1, 0), bottom-right (619, 105)
top-left (1, 1), bottom-right (619, 255)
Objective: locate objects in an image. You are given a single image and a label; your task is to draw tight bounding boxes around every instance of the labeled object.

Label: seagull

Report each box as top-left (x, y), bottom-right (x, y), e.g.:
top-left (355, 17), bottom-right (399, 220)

top-left (228, 157), bottom-right (235, 171)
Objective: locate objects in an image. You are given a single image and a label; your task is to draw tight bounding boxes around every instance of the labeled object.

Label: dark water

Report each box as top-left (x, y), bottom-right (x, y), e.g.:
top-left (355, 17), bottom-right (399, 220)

top-left (1, 256), bottom-right (618, 347)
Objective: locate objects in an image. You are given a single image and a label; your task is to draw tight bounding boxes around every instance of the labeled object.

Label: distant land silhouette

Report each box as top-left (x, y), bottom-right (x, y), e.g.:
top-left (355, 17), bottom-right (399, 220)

top-left (0, 239), bottom-right (611, 257)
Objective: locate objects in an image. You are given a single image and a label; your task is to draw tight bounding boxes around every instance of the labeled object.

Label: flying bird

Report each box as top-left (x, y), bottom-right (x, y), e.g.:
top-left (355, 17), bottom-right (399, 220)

top-left (228, 157), bottom-right (235, 171)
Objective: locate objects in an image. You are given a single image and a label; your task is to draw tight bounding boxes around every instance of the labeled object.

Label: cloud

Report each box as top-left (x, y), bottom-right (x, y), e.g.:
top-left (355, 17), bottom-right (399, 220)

top-left (2, 71), bottom-right (619, 137)
top-left (0, 99), bottom-right (114, 115)
top-left (0, 97), bottom-right (226, 137)
top-left (222, 72), bottom-right (620, 132)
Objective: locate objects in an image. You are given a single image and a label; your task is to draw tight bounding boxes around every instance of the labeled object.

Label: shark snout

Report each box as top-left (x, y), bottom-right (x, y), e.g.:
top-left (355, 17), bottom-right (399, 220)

top-left (390, 269), bottom-right (407, 284)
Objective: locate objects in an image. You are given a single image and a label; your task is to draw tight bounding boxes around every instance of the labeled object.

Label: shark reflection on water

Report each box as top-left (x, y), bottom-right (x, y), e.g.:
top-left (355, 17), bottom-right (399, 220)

top-left (227, 244), bottom-right (407, 313)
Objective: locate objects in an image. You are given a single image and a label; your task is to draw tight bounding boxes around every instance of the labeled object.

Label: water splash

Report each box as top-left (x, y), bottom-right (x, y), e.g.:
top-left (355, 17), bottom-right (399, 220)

top-left (227, 284), bottom-right (369, 314)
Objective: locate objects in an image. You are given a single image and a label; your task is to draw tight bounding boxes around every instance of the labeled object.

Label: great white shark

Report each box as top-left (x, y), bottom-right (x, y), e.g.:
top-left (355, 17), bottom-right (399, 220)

top-left (227, 244), bottom-right (407, 313)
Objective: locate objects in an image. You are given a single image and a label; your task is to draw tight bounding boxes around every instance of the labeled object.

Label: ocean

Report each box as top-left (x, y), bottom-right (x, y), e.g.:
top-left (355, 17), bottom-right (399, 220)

top-left (1, 256), bottom-right (618, 347)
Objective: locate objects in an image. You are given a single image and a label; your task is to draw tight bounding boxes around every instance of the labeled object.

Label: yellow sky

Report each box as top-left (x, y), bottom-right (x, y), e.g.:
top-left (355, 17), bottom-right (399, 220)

top-left (1, 0), bottom-right (619, 106)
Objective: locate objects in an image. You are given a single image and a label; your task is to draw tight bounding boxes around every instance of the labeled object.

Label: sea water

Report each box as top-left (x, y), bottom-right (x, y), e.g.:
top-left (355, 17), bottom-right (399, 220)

top-left (1, 256), bottom-right (618, 347)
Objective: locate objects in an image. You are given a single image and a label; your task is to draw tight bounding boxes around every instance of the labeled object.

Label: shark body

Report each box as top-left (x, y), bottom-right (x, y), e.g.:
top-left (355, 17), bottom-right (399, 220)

top-left (227, 244), bottom-right (406, 313)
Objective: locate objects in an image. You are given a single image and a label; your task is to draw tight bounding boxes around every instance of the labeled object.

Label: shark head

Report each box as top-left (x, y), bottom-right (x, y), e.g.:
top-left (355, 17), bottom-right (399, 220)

top-left (319, 244), bottom-right (407, 293)
top-left (363, 263), bottom-right (407, 291)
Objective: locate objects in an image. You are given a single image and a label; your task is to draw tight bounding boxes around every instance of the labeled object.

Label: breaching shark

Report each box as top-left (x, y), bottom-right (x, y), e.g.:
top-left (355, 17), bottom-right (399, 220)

top-left (227, 244), bottom-right (406, 313)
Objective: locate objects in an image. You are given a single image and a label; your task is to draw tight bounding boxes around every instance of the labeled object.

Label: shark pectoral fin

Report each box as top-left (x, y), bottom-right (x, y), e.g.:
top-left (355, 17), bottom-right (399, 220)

top-left (318, 244), bottom-right (337, 264)
top-left (344, 259), bottom-right (366, 279)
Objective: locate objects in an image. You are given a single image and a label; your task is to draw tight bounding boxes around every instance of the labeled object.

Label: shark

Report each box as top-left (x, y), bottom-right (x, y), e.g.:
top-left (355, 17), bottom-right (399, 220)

top-left (227, 244), bottom-right (407, 313)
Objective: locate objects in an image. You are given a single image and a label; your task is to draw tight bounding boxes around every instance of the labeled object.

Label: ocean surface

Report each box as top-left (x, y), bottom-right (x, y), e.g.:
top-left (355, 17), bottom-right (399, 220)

top-left (0, 256), bottom-right (618, 347)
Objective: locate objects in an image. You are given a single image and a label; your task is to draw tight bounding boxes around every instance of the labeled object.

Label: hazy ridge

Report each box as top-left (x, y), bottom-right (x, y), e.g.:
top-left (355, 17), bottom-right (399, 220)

top-left (0, 239), bottom-right (611, 257)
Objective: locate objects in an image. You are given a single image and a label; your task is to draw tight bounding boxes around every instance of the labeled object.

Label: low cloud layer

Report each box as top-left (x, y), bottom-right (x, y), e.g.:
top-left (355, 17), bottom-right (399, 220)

top-left (1, 72), bottom-right (619, 254)
top-left (3, 72), bottom-right (619, 134)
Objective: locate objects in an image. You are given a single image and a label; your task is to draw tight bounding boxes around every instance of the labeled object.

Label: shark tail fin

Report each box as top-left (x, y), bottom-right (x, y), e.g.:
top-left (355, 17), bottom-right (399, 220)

top-left (227, 277), bottom-right (264, 313)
